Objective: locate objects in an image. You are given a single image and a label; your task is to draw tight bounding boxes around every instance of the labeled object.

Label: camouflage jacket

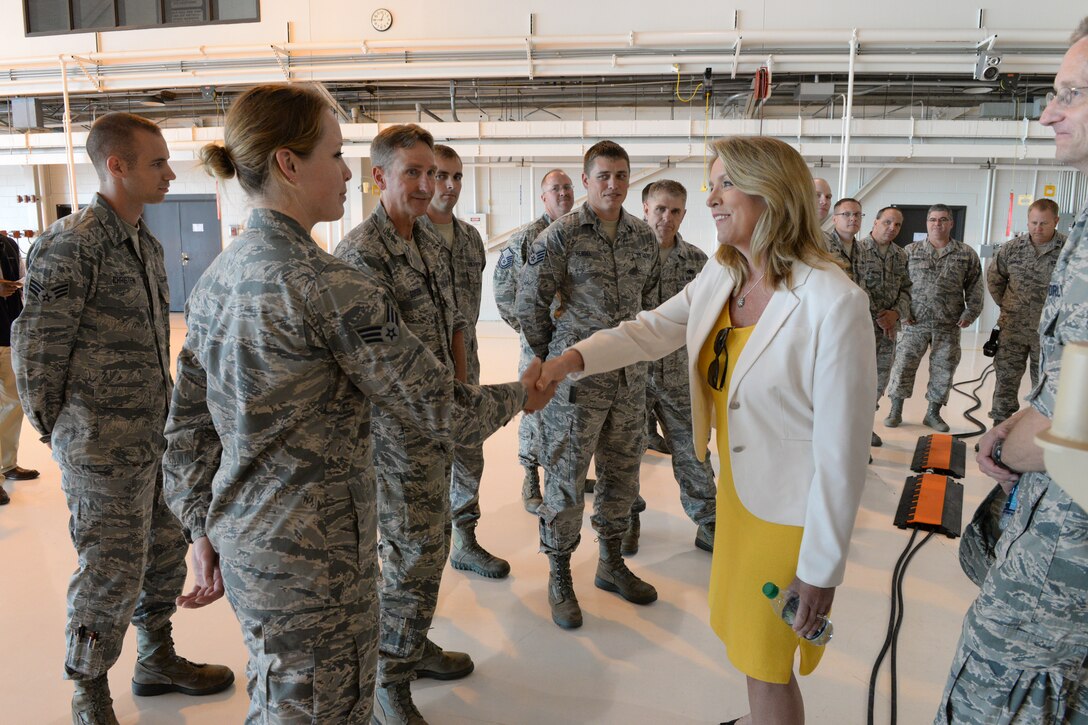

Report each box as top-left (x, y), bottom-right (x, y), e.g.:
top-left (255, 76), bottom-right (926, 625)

top-left (423, 216), bottom-right (486, 382)
top-left (162, 209), bottom-right (524, 613)
top-left (516, 203), bottom-right (661, 398)
top-left (12, 193), bottom-right (172, 466)
top-left (651, 235), bottom-right (707, 390)
top-left (855, 234), bottom-right (912, 323)
top-left (493, 213), bottom-right (551, 332)
top-left (335, 203), bottom-right (465, 370)
top-left (824, 229), bottom-right (860, 283)
top-left (962, 205), bottom-right (1088, 673)
top-left (987, 231), bottom-right (1067, 338)
top-left (903, 238), bottom-right (984, 326)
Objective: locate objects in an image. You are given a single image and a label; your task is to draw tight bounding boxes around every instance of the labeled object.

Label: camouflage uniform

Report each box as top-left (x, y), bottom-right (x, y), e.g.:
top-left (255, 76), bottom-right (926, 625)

top-left (335, 203), bottom-right (466, 687)
top-left (10, 193), bottom-right (185, 680)
top-left (887, 238), bottom-right (984, 405)
top-left (936, 206), bottom-right (1088, 724)
top-left (516, 203), bottom-right (660, 555)
top-left (423, 216), bottom-right (488, 529)
top-left (494, 212), bottom-right (553, 469)
top-left (855, 234), bottom-right (912, 398)
top-left (646, 235), bottom-right (715, 526)
top-left (986, 231), bottom-right (1067, 423)
top-left (824, 229), bottom-right (860, 283)
top-left (162, 209), bottom-right (523, 723)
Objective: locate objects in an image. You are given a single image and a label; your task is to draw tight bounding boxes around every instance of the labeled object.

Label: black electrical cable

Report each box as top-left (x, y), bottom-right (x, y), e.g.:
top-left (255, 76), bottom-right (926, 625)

top-left (867, 529), bottom-right (917, 724)
top-left (888, 530), bottom-right (935, 725)
top-left (950, 363), bottom-right (995, 441)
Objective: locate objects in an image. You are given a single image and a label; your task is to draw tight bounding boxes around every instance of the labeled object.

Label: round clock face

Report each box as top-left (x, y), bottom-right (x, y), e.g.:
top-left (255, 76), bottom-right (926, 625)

top-left (371, 8), bottom-right (393, 32)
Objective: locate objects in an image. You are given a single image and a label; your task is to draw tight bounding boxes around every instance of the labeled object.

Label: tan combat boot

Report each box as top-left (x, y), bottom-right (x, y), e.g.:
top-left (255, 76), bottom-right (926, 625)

top-left (131, 623), bottom-right (235, 696)
top-left (72, 674), bottom-right (119, 725)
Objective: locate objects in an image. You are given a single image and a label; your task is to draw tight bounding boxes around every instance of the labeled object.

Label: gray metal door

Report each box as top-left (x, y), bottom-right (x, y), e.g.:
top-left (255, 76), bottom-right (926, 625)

top-left (143, 195), bottom-right (222, 312)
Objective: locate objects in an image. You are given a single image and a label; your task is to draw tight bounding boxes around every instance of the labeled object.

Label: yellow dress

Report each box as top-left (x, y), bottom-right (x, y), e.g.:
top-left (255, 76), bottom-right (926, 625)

top-left (697, 302), bottom-right (824, 685)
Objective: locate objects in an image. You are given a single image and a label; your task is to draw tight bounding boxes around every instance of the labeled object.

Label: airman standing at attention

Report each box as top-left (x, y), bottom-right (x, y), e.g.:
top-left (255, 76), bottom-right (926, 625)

top-left (813, 177), bottom-right (834, 223)
top-left (986, 198), bottom-right (1067, 425)
top-left (423, 144), bottom-right (510, 579)
top-left (517, 140), bottom-right (661, 629)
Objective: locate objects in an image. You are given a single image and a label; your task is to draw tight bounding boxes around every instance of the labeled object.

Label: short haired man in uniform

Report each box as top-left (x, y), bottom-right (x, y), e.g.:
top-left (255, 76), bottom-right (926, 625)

top-left (884, 203), bottom-right (984, 432)
top-left (517, 140), bottom-right (661, 629)
top-left (335, 125), bottom-right (473, 723)
top-left (824, 197), bottom-right (864, 280)
top-left (12, 112), bottom-right (233, 723)
top-left (855, 207), bottom-right (911, 446)
top-left (422, 144), bottom-right (510, 579)
top-left (935, 20), bottom-right (1088, 722)
top-left (493, 168), bottom-right (574, 512)
top-left (629, 179), bottom-right (716, 554)
top-left (986, 198), bottom-right (1067, 425)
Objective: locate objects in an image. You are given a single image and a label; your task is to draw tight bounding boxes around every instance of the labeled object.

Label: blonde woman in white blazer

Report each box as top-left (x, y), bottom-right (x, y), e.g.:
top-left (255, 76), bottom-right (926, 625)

top-left (539, 137), bottom-right (876, 725)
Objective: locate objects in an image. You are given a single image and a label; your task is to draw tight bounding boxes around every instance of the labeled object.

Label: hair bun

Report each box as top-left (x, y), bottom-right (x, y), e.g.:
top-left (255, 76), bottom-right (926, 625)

top-left (199, 143), bottom-right (236, 180)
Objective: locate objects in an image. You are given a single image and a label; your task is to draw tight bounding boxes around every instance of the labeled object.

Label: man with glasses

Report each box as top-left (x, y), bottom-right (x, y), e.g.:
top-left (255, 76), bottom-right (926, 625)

top-left (885, 204), bottom-right (983, 432)
top-left (855, 207), bottom-right (912, 447)
top-left (936, 19), bottom-right (1088, 722)
top-left (986, 198), bottom-right (1067, 425)
top-left (825, 198), bottom-right (864, 281)
top-left (494, 169), bottom-right (574, 512)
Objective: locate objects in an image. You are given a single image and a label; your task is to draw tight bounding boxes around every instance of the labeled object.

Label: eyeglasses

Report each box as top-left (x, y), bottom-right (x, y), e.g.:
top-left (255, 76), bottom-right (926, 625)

top-left (1045, 87), bottom-right (1085, 109)
top-left (707, 326), bottom-right (734, 391)
top-left (928, 217), bottom-right (953, 224)
top-left (834, 211), bottom-right (864, 219)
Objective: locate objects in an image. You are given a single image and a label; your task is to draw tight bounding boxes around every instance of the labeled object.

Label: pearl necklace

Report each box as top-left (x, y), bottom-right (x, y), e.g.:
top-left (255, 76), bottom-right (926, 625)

top-left (735, 271), bottom-right (767, 308)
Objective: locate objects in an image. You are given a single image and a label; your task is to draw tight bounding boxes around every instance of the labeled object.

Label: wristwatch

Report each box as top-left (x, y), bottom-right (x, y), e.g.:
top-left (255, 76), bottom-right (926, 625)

top-left (992, 438), bottom-right (1015, 473)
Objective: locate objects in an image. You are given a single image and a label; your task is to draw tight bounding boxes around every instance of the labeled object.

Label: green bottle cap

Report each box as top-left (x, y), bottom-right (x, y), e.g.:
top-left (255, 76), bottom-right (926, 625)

top-left (762, 582), bottom-right (779, 599)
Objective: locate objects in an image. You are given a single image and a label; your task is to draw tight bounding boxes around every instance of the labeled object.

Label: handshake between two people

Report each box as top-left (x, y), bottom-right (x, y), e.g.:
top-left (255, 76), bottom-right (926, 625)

top-left (518, 349), bottom-right (586, 414)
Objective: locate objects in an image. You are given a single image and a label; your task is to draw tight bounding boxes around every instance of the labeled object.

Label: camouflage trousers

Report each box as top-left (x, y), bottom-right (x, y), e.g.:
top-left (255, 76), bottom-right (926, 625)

top-left (60, 459), bottom-right (186, 679)
top-left (646, 379), bottom-right (716, 527)
top-left (236, 599), bottom-right (377, 724)
top-left (538, 372), bottom-right (645, 555)
top-left (887, 322), bottom-right (963, 405)
top-left (516, 337), bottom-right (543, 469)
top-left (373, 414), bottom-right (453, 686)
top-left (874, 322), bottom-right (897, 400)
top-left (990, 329), bottom-right (1041, 423)
top-left (450, 358), bottom-right (486, 529)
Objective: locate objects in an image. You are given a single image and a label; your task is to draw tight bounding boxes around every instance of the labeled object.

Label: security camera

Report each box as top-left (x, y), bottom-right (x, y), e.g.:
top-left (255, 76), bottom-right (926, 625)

top-left (974, 53), bottom-right (1002, 82)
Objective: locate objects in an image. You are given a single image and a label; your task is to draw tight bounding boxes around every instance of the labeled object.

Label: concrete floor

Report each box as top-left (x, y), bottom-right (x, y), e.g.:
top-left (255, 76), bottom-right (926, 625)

top-left (0, 319), bottom-right (1018, 724)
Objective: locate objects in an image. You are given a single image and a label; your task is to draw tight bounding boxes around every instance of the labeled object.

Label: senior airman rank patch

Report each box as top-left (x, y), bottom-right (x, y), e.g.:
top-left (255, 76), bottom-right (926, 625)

top-left (359, 300), bottom-right (401, 344)
top-left (27, 279), bottom-right (70, 303)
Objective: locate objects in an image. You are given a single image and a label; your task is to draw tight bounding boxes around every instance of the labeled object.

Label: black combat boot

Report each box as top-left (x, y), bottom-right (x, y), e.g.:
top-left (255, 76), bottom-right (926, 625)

top-left (131, 623), bottom-right (234, 696)
top-left (72, 674), bottom-right (119, 725)
top-left (884, 398), bottom-right (904, 427)
top-left (547, 553), bottom-right (582, 629)
top-left (413, 638), bottom-right (474, 681)
top-left (374, 681), bottom-right (428, 724)
top-left (595, 538), bottom-right (657, 605)
top-left (923, 403), bottom-right (950, 432)
top-left (450, 525), bottom-right (511, 579)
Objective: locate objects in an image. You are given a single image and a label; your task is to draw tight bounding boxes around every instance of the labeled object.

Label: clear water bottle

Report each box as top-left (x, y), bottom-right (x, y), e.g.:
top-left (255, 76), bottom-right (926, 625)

top-left (762, 582), bottom-right (834, 646)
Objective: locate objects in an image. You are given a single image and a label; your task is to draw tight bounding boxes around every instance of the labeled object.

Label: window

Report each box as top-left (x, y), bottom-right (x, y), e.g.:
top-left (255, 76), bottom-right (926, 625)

top-left (24, 0), bottom-right (258, 35)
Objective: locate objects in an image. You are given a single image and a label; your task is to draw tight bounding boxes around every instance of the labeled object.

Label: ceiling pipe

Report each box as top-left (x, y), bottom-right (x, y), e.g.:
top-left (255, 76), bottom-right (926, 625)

top-left (450, 80), bottom-right (460, 122)
top-left (58, 57), bottom-right (78, 214)
top-left (839, 30), bottom-right (858, 200)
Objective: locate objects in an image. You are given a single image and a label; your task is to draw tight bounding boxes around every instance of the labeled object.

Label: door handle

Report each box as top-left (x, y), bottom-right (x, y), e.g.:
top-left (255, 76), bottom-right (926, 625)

top-left (181, 253), bottom-right (190, 266)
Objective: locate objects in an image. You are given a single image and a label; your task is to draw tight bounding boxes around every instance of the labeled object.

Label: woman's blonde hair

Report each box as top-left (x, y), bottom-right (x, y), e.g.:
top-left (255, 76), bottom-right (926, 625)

top-left (199, 83), bottom-right (331, 195)
top-left (709, 136), bottom-right (835, 290)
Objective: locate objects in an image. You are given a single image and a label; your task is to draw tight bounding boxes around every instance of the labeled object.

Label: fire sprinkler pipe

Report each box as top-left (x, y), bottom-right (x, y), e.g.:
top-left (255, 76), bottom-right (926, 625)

top-left (59, 57), bottom-right (79, 213)
top-left (839, 29), bottom-right (858, 200)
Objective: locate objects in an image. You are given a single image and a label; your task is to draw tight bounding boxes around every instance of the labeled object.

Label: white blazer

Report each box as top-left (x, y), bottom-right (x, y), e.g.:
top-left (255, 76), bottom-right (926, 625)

top-left (571, 256), bottom-right (876, 587)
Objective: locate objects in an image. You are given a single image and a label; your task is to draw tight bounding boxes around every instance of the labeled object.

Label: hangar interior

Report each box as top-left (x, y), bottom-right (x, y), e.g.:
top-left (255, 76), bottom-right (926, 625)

top-left (0, 2), bottom-right (1083, 723)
